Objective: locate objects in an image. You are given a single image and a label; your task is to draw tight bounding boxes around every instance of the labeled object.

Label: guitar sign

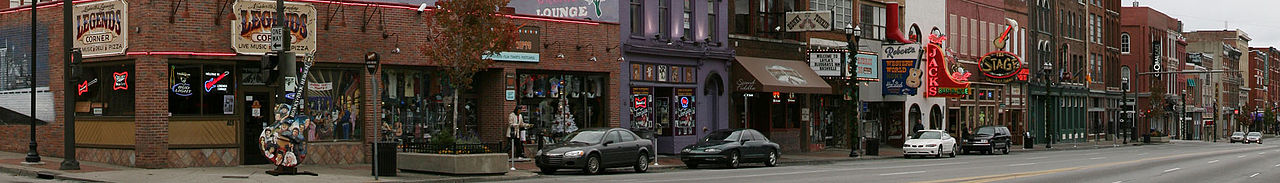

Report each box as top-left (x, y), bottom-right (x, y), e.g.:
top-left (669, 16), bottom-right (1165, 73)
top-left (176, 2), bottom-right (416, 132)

top-left (205, 71), bottom-right (229, 92)
top-left (112, 72), bottom-right (129, 90)
top-left (78, 78), bottom-right (98, 96)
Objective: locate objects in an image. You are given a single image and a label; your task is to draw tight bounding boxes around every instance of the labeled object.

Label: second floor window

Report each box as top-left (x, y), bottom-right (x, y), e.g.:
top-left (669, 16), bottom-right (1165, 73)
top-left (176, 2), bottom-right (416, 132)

top-left (661, 0), bottom-right (671, 39)
top-left (631, 0), bottom-right (643, 36)
top-left (732, 0), bottom-right (748, 34)
top-left (810, 0), bottom-right (852, 28)
top-left (707, 0), bottom-right (718, 43)
top-left (860, 4), bottom-right (885, 40)
top-left (1120, 33), bottom-right (1130, 54)
top-left (684, 0), bottom-right (692, 40)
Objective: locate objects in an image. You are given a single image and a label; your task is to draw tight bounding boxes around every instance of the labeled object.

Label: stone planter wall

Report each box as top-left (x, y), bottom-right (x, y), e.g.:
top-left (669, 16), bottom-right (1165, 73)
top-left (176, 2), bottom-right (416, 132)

top-left (396, 153), bottom-right (508, 175)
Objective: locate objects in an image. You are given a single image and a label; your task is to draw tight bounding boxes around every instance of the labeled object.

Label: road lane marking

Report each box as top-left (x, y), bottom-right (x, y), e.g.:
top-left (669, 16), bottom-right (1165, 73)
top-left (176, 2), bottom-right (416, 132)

top-left (879, 171), bottom-right (926, 176)
top-left (1163, 168), bottom-right (1180, 173)
top-left (1111, 181), bottom-right (1122, 183)
top-left (635, 161), bottom-right (970, 183)
top-left (1138, 153), bottom-right (1148, 155)
top-left (1008, 163), bottom-right (1036, 167)
top-left (1250, 173), bottom-right (1260, 178)
top-left (1274, 164), bottom-right (1280, 167)
top-left (1207, 160), bottom-right (1219, 164)
top-left (1089, 157), bottom-right (1106, 160)
top-left (1238, 155), bottom-right (1247, 158)
top-left (914, 146), bottom-right (1272, 183)
top-left (1259, 152), bottom-right (1266, 155)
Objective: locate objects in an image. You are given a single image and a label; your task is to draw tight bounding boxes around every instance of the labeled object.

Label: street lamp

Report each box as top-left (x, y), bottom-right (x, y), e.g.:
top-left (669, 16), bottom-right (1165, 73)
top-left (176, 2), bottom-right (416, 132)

top-left (1041, 57), bottom-right (1054, 149)
top-left (845, 24), bottom-right (862, 157)
top-left (24, 0), bottom-right (41, 165)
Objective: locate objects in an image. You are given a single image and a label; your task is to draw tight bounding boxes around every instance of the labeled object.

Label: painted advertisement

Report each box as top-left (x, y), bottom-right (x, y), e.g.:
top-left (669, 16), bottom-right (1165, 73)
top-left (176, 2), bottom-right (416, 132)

top-left (231, 0), bottom-right (318, 55)
top-left (73, 0), bottom-right (129, 57)
top-left (508, 0), bottom-right (618, 22)
top-left (880, 44), bottom-right (922, 95)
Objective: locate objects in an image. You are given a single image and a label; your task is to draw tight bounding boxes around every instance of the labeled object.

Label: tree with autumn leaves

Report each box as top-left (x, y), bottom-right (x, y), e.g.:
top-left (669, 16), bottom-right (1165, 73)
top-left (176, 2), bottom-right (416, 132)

top-left (418, 0), bottom-right (520, 137)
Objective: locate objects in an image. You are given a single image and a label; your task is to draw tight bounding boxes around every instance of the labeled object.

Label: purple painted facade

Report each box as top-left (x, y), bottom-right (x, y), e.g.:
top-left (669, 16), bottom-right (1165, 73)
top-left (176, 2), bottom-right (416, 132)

top-left (619, 0), bottom-right (733, 154)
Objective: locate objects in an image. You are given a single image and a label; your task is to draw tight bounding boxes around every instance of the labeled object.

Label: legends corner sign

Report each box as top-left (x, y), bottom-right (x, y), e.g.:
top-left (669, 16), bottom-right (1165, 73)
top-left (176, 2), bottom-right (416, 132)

top-left (231, 0), bottom-right (317, 55)
top-left (73, 0), bottom-right (129, 57)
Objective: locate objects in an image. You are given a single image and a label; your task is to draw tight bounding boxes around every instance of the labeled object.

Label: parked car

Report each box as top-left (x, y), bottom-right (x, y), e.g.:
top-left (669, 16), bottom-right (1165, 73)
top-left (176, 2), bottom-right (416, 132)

top-left (1230, 132), bottom-right (1246, 143)
top-left (535, 128), bottom-right (653, 174)
top-left (962, 126), bottom-right (1012, 155)
top-left (1245, 132), bottom-right (1263, 144)
top-left (680, 129), bottom-right (780, 169)
top-left (904, 130), bottom-right (958, 158)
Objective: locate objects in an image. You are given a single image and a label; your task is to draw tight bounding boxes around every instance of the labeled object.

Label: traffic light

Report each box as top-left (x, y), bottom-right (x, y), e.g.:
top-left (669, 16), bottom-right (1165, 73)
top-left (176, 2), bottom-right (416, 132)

top-left (261, 53), bottom-right (280, 85)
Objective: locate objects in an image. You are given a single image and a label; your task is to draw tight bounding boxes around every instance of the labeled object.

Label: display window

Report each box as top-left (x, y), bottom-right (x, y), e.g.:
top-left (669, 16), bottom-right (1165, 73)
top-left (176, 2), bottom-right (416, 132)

top-left (168, 63), bottom-right (236, 116)
top-left (303, 68), bottom-right (363, 141)
top-left (75, 63), bottom-right (135, 116)
top-left (381, 69), bottom-right (474, 143)
top-left (520, 72), bottom-right (609, 143)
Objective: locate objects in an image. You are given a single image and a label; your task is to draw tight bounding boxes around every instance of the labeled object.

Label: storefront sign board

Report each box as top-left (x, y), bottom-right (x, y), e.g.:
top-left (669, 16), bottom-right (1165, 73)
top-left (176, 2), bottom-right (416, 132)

top-left (880, 44), bottom-right (922, 95)
top-left (978, 51), bottom-right (1022, 81)
top-left (923, 37), bottom-right (970, 98)
top-left (508, 0), bottom-right (618, 22)
top-left (853, 53), bottom-right (879, 79)
top-left (231, 0), bottom-right (318, 55)
top-left (808, 52), bottom-right (841, 77)
top-left (486, 26), bottom-right (541, 62)
top-left (73, 0), bottom-right (129, 57)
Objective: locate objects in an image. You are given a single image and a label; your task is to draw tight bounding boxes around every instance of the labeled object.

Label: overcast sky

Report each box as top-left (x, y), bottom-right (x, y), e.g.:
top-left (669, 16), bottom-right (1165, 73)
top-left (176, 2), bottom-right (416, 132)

top-left (1137, 0), bottom-right (1280, 47)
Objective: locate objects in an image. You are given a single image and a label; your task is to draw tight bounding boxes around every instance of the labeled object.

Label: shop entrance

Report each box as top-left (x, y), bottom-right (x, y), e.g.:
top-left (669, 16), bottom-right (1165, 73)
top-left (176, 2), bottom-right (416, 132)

top-left (242, 91), bottom-right (272, 165)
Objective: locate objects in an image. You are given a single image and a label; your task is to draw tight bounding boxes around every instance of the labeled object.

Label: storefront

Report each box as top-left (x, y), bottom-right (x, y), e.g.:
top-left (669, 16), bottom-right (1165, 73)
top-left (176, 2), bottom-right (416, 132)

top-left (515, 71), bottom-right (610, 143)
top-left (730, 56), bottom-right (833, 153)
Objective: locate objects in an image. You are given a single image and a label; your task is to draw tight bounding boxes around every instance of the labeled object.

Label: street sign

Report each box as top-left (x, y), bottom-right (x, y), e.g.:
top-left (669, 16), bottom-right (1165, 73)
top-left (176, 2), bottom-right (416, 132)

top-left (270, 27), bottom-right (285, 51)
top-left (784, 11), bottom-right (833, 32)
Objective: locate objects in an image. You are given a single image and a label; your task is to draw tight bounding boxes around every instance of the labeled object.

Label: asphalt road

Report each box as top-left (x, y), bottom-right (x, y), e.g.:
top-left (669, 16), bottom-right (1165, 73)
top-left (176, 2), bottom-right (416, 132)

top-left (497, 138), bottom-right (1280, 183)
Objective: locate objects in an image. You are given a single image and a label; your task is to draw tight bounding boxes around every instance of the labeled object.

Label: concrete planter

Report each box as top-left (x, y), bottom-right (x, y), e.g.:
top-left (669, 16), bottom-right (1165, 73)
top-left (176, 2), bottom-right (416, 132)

top-left (397, 153), bottom-right (508, 175)
top-left (1149, 136), bottom-right (1171, 143)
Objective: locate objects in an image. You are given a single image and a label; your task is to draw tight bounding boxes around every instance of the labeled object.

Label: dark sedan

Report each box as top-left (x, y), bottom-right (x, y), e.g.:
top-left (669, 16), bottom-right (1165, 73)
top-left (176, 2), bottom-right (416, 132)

top-left (680, 129), bottom-right (780, 169)
top-left (535, 128), bottom-right (653, 174)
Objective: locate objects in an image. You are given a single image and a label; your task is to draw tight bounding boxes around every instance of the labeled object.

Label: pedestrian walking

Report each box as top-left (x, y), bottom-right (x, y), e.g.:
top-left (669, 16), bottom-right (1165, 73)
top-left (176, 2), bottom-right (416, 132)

top-left (509, 108), bottom-right (531, 159)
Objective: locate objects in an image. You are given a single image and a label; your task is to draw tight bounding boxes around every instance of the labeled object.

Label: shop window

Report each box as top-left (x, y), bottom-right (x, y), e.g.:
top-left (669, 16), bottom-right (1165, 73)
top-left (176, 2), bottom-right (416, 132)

top-left (381, 70), bottom-right (450, 143)
top-left (168, 64), bottom-right (235, 116)
top-left (75, 63), bottom-right (135, 116)
top-left (525, 73), bottom-right (610, 140)
top-left (304, 69), bottom-right (363, 141)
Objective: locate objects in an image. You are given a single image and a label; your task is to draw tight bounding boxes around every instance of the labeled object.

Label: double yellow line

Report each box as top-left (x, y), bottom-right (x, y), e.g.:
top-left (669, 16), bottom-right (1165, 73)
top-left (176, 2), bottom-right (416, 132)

top-left (913, 146), bottom-right (1273, 183)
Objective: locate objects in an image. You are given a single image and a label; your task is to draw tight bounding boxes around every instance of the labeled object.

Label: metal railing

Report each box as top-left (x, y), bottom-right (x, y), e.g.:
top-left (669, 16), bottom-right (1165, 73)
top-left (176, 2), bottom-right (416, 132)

top-left (398, 142), bottom-right (507, 155)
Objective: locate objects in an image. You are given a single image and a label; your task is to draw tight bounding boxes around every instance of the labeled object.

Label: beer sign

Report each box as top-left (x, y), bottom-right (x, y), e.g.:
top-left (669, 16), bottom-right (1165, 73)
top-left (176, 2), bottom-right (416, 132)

top-left (231, 0), bottom-right (317, 55)
top-left (73, 0), bottom-right (129, 57)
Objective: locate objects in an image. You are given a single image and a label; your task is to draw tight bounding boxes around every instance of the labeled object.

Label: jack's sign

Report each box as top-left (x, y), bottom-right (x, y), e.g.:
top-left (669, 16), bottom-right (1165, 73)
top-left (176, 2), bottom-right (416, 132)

top-left (73, 0), bottom-right (128, 57)
top-left (231, 0), bottom-right (317, 55)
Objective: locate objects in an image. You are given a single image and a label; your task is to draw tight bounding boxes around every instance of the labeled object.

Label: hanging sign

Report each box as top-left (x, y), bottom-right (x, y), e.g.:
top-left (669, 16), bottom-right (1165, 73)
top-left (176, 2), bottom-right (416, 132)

top-left (979, 51), bottom-right (1022, 81)
top-left (73, 0), bottom-right (129, 57)
top-left (231, 0), bottom-right (318, 55)
top-left (924, 35), bottom-right (971, 98)
top-left (784, 11), bottom-right (834, 32)
top-left (808, 52), bottom-right (842, 77)
top-left (853, 53), bottom-right (880, 79)
top-left (881, 44), bottom-right (922, 95)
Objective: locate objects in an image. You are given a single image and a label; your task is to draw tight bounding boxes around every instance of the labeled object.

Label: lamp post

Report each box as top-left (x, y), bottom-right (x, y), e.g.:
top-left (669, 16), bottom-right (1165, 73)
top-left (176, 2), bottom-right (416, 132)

top-left (1182, 89), bottom-right (1187, 140)
top-left (23, 0), bottom-right (41, 165)
top-left (845, 24), bottom-right (862, 157)
top-left (1041, 59), bottom-right (1054, 149)
top-left (366, 52), bottom-right (380, 180)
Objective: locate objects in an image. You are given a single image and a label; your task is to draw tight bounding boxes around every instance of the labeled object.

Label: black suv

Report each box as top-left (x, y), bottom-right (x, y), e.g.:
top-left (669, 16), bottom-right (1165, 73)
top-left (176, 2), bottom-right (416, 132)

top-left (961, 126), bottom-right (1012, 155)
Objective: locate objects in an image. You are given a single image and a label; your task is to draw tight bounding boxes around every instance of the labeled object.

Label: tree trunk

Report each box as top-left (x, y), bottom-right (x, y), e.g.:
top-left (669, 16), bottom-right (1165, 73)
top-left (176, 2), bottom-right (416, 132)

top-left (453, 88), bottom-right (460, 139)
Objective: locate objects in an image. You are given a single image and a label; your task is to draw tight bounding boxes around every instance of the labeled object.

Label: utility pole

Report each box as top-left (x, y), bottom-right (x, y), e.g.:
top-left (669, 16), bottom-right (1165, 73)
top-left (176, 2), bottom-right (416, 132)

top-left (60, 0), bottom-right (81, 170)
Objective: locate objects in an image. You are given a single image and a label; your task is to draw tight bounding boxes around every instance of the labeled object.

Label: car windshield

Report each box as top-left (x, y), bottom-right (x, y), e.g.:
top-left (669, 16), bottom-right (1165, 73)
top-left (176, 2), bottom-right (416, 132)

top-left (1248, 132), bottom-right (1261, 137)
top-left (563, 130), bottom-right (607, 144)
top-left (913, 131), bottom-right (943, 139)
top-left (976, 127), bottom-right (997, 135)
top-left (703, 131), bottom-right (740, 142)
top-left (1233, 132), bottom-right (1245, 136)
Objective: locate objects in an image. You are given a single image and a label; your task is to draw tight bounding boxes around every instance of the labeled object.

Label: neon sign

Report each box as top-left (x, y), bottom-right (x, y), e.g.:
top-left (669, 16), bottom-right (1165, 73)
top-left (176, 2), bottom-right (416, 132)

top-left (204, 71), bottom-right (229, 92)
top-left (78, 78), bottom-right (98, 96)
top-left (925, 34), bottom-right (971, 98)
top-left (112, 72), bottom-right (128, 90)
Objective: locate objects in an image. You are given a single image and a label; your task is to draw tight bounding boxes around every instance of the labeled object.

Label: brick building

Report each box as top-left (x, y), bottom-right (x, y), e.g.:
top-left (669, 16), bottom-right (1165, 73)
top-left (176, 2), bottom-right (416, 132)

top-left (944, 0), bottom-right (1029, 144)
top-left (1120, 5), bottom-right (1190, 139)
top-left (1247, 47), bottom-right (1276, 132)
top-left (1185, 29), bottom-right (1249, 139)
top-left (0, 0), bottom-right (620, 168)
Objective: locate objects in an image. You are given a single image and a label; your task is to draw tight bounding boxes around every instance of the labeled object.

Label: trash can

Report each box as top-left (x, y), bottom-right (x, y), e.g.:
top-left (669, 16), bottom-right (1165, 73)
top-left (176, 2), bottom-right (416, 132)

top-left (1024, 132), bottom-right (1034, 149)
top-left (864, 138), bottom-right (879, 156)
top-left (1143, 135), bottom-right (1151, 144)
top-left (372, 141), bottom-right (398, 176)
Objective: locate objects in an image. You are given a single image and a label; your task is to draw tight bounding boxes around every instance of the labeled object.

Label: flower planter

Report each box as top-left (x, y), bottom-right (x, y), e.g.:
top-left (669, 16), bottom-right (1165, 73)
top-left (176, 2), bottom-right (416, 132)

top-left (396, 153), bottom-right (508, 175)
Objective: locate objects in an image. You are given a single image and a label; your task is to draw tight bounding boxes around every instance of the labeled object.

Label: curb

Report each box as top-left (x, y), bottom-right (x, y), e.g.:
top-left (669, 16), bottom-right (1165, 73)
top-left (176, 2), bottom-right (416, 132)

top-left (393, 173), bottom-right (542, 183)
top-left (0, 164), bottom-right (107, 182)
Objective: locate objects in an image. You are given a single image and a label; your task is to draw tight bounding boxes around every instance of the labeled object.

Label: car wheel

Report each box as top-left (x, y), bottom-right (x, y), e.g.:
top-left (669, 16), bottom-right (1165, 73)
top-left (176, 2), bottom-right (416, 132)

top-left (1002, 144), bottom-right (1010, 155)
top-left (634, 154), bottom-right (649, 173)
top-left (686, 163), bottom-right (699, 169)
top-left (728, 151), bottom-right (741, 169)
top-left (540, 168), bottom-right (556, 175)
top-left (936, 147), bottom-right (944, 158)
top-left (949, 145), bottom-right (957, 158)
top-left (584, 155), bottom-right (602, 174)
top-left (765, 150), bottom-right (778, 167)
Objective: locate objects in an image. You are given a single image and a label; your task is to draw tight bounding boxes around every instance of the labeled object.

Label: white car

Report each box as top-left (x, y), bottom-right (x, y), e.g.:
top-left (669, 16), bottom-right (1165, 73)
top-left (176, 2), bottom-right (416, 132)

top-left (903, 130), bottom-right (958, 158)
top-left (1245, 132), bottom-right (1263, 144)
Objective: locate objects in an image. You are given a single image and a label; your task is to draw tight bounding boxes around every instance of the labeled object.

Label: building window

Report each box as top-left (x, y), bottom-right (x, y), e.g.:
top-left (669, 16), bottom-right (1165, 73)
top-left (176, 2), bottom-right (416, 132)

top-left (859, 4), bottom-right (884, 40)
top-left (75, 63), bottom-right (136, 116)
top-left (707, 0), bottom-right (717, 43)
top-left (169, 63), bottom-right (235, 116)
top-left (631, 0), bottom-right (643, 36)
top-left (303, 69), bottom-right (364, 141)
top-left (683, 0), bottom-right (692, 40)
top-left (811, 0), bottom-right (852, 28)
top-left (1120, 33), bottom-right (1129, 54)
top-left (660, 0), bottom-right (670, 40)
top-left (732, 0), bottom-right (748, 34)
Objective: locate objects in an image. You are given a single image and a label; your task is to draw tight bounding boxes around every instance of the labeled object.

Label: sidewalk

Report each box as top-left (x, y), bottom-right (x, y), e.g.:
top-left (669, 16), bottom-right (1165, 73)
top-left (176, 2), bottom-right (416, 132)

top-left (0, 151), bottom-right (536, 183)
